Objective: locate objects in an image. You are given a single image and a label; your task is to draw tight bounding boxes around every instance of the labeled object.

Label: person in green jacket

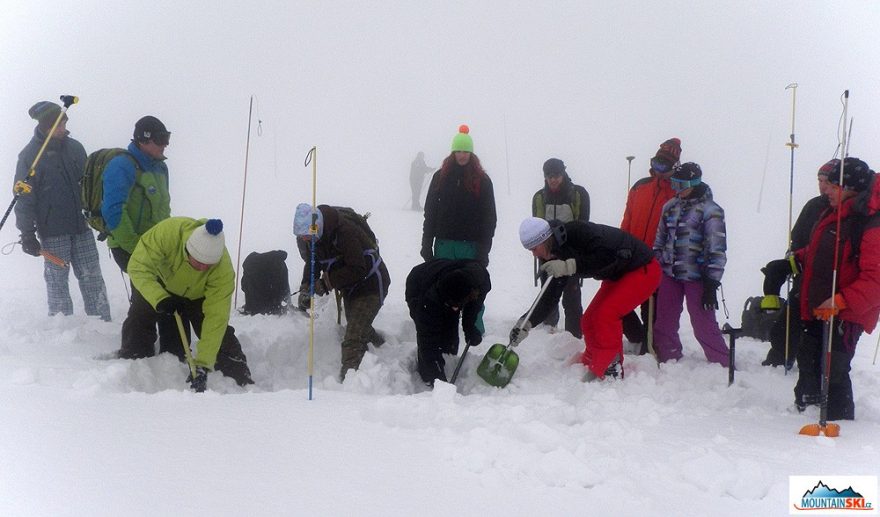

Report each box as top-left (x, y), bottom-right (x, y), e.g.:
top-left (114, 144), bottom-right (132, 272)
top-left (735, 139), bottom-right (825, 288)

top-left (116, 217), bottom-right (253, 392)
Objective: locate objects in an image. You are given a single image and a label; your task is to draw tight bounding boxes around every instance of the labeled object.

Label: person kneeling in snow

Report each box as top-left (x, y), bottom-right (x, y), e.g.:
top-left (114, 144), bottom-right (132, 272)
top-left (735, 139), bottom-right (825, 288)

top-left (512, 217), bottom-right (660, 381)
top-left (293, 204), bottom-right (390, 381)
top-left (405, 259), bottom-right (491, 387)
top-left (116, 217), bottom-right (254, 392)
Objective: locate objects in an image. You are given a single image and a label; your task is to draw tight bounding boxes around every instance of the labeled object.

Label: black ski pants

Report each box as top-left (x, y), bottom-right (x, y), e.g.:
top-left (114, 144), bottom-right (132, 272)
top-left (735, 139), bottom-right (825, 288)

top-left (540, 275), bottom-right (584, 338)
top-left (794, 319), bottom-right (859, 421)
top-left (118, 287), bottom-right (253, 386)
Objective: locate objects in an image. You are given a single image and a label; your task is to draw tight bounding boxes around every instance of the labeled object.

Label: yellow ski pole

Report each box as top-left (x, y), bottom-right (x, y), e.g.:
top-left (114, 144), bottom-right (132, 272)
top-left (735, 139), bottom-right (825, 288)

top-left (174, 311), bottom-right (197, 378)
top-left (305, 147), bottom-right (318, 400)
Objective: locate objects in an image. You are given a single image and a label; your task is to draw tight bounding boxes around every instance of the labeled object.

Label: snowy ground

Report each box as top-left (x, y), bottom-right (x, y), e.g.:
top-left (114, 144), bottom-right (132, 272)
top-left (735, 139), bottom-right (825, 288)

top-left (1, 203), bottom-right (878, 517)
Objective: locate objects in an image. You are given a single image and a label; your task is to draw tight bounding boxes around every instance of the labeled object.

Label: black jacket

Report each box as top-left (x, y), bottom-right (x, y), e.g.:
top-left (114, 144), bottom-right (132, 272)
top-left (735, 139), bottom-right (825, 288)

top-left (422, 165), bottom-right (497, 262)
top-left (406, 259), bottom-right (491, 349)
top-left (528, 221), bottom-right (653, 326)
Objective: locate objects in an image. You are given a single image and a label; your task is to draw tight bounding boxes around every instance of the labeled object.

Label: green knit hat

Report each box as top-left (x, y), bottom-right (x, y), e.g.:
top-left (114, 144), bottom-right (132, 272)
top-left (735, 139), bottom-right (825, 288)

top-left (450, 124), bottom-right (473, 153)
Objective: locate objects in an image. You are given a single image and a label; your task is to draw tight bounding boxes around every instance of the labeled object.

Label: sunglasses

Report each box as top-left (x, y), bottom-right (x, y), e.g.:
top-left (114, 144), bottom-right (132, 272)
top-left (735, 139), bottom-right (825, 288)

top-left (651, 158), bottom-right (672, 173)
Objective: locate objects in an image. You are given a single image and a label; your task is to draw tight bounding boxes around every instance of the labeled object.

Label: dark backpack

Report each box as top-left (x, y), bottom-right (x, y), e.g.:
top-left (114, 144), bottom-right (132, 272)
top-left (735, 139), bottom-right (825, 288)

top-left (333, 206), bottom-right (378, 249)
top-left (240, 250), bottom-right (291, 315)
top-left (80, 148), bottom-right (139, 240)
top-left (740, 296), bottom-right (783, 342)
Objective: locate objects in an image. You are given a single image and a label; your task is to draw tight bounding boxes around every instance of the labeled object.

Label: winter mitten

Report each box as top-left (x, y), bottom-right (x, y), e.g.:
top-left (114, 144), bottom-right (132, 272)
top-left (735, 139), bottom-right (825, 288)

top-left (701, 279), bottom-right (720, 311)
top-left (540, 258), bottom-right (576, 278)
top-left (187, 366), bottom-right (209, 393)
top-left (156, 295), bottom-right (187, 315)
top-left (420, 245), bottom-right (433, 262)
top-left (20, 233), bottom-right (41, 257)
top-left (813, 294), bottom-right (847, 321)
top-left (314, 275), bottom-right (331, 296)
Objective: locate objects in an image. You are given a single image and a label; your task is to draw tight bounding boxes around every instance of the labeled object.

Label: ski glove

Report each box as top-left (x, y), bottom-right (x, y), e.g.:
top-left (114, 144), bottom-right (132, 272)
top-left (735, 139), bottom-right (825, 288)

top-left (540, 258), bottom-right (577, 278)
top-left (314, 276), bottom-right (331, 296)
top-left (20, 233), bottom-right (40, 257)
top-left (509, 319), bottom-right (532, 347)
top-left (297, 291), bottom-right (311, 312)
top-left (465, 330), bottom-right (482, 348)
top-left (156, 295), bottom-right (188, 315)
top-left (813, 294), bottom-right (847, 321)
top-left (701, 279), bottom-right (721, 311)
top-left (187, 366), bottom-right (209, 393)
top-left (420, 244), bottom-right (433, 262)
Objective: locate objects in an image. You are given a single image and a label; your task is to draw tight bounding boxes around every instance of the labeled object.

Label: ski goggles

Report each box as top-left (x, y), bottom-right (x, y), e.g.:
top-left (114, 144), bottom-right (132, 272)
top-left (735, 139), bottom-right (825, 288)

top-left (650, 158), bottom-right (673, 173)
top-left (151, 131), bottom-right (171, 146)
top-left (671, 177), bottom-right (701, 192)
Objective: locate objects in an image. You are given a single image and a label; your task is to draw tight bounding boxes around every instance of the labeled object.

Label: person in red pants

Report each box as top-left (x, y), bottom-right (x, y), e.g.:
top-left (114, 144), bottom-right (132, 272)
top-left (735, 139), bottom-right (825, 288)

top-left (511, 217), bottom-right (661, 381)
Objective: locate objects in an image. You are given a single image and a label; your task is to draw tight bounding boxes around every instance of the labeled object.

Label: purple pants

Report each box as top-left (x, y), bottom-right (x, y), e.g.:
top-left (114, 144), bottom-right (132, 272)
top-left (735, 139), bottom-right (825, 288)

top-left (653, 274), bottom-right (729, 366)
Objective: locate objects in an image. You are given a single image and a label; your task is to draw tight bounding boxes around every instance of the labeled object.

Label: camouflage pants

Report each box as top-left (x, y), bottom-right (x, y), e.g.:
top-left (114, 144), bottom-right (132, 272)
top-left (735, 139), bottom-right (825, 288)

top-left (340, 292), bottom-right (384, 379)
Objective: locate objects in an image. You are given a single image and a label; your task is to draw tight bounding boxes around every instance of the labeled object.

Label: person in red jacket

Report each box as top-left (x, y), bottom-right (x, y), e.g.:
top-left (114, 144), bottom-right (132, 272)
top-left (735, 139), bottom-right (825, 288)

top-left (792, 157), bottom-right (879, 421)
top-left (619, 138), bottom-right (681, 351)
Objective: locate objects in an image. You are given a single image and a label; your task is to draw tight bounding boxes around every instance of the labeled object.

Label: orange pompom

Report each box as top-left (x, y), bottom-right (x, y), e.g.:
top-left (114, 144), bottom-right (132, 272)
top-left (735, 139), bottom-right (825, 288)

top-left (458, 124), bottom-right (469, 134)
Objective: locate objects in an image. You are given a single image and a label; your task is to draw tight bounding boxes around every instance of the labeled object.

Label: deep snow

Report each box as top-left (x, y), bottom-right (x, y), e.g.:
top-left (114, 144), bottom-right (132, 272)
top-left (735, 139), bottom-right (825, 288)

top-left (1, 195), bottom-right (878, 516)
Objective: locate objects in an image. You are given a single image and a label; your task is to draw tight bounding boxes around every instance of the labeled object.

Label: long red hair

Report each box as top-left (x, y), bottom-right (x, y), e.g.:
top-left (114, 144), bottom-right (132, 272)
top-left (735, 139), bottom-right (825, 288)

top-left (438, 153), bottom-right (486, 196)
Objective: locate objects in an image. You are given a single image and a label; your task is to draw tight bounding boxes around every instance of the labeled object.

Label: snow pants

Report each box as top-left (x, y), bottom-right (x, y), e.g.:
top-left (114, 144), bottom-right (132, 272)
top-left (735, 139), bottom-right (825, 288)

top-left (653, 274), bottom-right (729, 366)
top-left (539, 273), bottom-right (584, 338)
top-left (581, 259), bottom-right (661, 377)
top-left (118, 287), bottom-right (253, 386)
top-left (340, 292), bottom-right (385, 380)
top-left (794, 320), bottom-right (860, 421)
top-left (41, 230), bottom-right (111, 321)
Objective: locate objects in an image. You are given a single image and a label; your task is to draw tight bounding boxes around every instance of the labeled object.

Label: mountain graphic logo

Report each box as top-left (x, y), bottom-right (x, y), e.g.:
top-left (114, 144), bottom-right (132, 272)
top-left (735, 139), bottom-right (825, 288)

top-left (795, 480), bottom-right (873, 511)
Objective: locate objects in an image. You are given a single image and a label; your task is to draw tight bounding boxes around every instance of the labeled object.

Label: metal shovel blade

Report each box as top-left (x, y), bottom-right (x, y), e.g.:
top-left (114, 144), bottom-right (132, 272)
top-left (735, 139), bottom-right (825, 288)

top-left (477, 343), bottom-right (519, 388)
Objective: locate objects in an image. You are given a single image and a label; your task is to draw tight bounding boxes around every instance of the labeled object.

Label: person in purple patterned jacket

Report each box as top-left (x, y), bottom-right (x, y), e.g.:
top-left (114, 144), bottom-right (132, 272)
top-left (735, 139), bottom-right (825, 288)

top-left (652, 162), bottom-right (729, 366)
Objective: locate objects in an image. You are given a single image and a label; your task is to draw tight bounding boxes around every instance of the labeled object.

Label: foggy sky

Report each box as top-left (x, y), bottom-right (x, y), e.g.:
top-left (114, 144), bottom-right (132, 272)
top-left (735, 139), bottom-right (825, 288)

top-left (2, 1), bottom-right (878, 260)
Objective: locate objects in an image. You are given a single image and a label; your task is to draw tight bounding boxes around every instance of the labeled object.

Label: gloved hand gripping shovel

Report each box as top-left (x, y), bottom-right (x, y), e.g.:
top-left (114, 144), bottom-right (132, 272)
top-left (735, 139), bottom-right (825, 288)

top-left (477, 277), bottom-right (553, 388)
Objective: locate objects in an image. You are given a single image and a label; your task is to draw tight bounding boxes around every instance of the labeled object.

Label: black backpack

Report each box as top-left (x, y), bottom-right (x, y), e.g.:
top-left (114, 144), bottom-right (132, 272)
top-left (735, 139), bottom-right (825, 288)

top-left (240, 250), bottom-right (291, 315)
top-left (740, 296), bottom-right (783, 342)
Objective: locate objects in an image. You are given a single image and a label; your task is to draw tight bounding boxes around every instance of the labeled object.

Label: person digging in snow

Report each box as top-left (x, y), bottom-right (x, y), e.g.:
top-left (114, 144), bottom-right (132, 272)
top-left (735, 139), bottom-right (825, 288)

top-left (115, 217), bottom-right (254, 391)
top-left (511, 217), bottom-right (660, 381)
top-left (405, 259), bottom-right (491, 387)
top-left (293, 204), bottom-right (390, 381)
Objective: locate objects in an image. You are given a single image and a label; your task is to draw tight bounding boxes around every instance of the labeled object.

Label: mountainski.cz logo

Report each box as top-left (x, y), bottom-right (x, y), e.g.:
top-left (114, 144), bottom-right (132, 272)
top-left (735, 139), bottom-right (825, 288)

top-left (790, 476), bottom-right (877, 514)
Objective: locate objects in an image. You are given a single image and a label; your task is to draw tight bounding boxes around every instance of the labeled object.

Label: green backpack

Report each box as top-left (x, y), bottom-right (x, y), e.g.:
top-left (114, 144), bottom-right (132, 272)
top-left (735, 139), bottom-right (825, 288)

top-left (333, 206), bottom-right (378, 250)
top-left (80, 148), bottom-right (139, 240)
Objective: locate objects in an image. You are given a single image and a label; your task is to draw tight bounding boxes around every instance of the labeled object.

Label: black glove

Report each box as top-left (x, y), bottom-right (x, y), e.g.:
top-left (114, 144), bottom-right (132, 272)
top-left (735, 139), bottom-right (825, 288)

top-left (156, 295), bottom-right (187, 315)
top-left (187, 366), bottom-right (209, 393)
top-left (314, 276), bottom-right (331, 296)
top-left (465, 331), bottom-right (482, 348)
top-left (420, 244), bottom-right (433, 262)
top-left (297, 291), bottom-right (311, 311)
top-left (701, 279), bottom-right (720, 311)
top-left (20, 233), bottom-right (41, 257)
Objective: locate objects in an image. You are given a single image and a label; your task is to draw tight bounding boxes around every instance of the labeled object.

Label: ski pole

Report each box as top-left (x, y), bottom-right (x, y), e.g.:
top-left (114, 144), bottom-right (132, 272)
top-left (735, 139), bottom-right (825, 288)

top-left (1, 95), bottom-right (78, 232)
top-left (625, 155), bottom-right (635, 192)
top-left (233, 95), bottom-right (256, 309)
top-left (800, 90), bottom-right (848, 439)
top-left (783, 83), bottom-right (799, 373)
top-left (305, 146), bottom-right (318, 400)
top-left (450, 342), bottom-right (472, 384)
top-left (174, 311), bottom-right (197, 378)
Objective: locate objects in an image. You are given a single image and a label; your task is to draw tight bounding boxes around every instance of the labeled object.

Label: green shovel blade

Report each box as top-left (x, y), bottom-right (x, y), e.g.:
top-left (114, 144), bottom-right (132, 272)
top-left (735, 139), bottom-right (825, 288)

top-left (477, 343), bottom-right (520, 388)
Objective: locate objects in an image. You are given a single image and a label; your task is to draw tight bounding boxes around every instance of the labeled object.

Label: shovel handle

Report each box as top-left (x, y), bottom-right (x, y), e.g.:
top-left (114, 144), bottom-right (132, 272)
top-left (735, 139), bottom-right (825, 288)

top-left (450, 342), bottom-right (471, 384)
top-left (518, 276), bottom-right (554, 333)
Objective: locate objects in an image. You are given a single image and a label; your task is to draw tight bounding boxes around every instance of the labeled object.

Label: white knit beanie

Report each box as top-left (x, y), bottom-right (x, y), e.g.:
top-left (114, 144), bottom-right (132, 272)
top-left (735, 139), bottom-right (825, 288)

top-left (519, 217), bottom-right (552, 250)
top-left (186, 219), bottom-right (225, 265)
